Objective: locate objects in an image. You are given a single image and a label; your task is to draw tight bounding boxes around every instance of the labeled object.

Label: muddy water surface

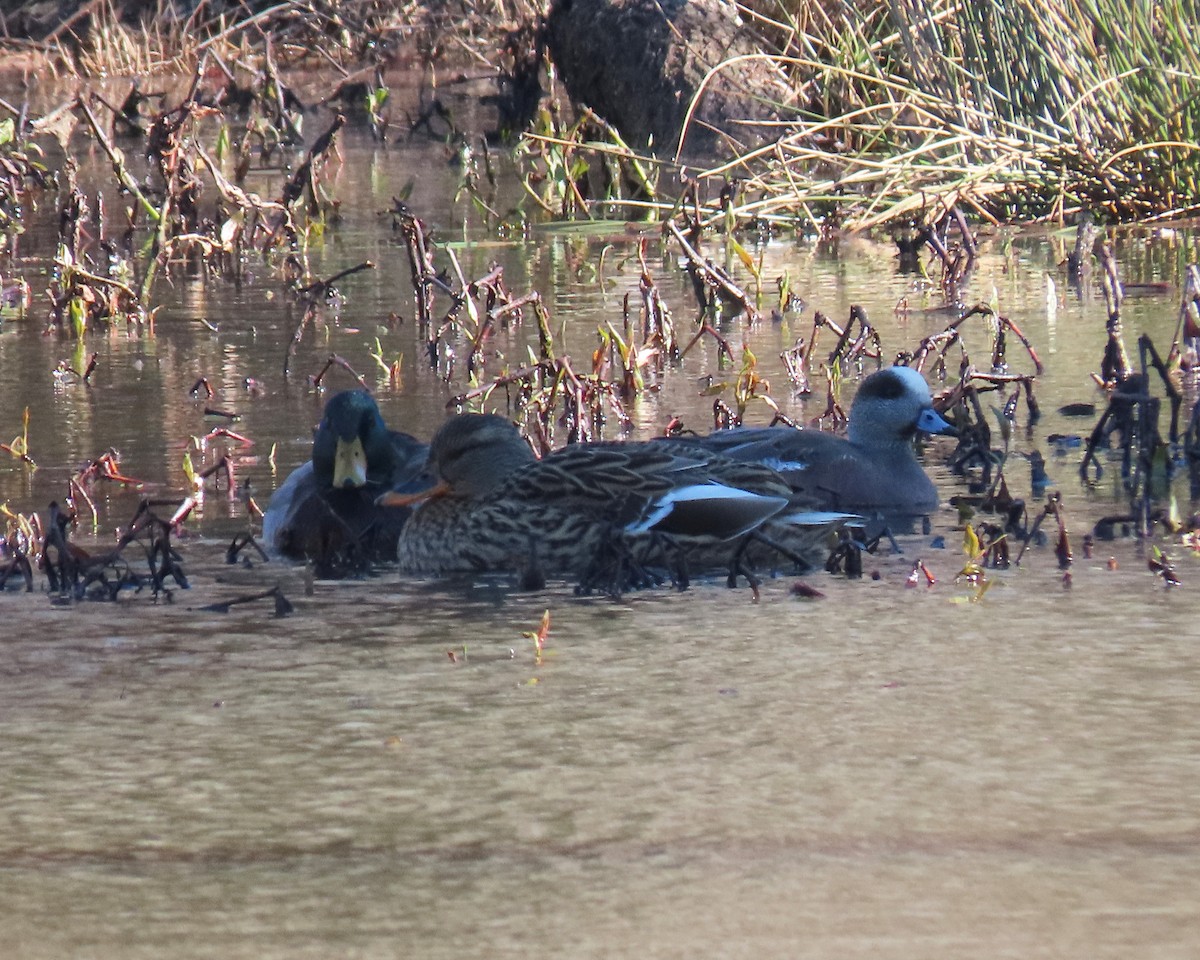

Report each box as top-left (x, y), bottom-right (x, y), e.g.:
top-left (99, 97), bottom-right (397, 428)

top-left (1, 125), bottom-right (1199, 958)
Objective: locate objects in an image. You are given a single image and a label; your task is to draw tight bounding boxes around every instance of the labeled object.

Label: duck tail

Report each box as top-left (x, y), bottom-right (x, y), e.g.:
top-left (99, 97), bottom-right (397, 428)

top-left (774, 509), bottom-right (861, 527)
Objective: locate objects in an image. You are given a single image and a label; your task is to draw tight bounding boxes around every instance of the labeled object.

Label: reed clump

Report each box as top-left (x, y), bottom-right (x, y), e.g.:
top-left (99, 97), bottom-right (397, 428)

top-left (715, 0), bottom-right (1200, 227)
top-left (8, 1), bottom-right (1198, 227)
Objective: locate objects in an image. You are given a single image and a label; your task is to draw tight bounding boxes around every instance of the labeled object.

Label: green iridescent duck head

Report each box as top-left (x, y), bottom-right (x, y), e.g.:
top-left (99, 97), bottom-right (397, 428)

top-left (311, 390), bottom-right (400, 490)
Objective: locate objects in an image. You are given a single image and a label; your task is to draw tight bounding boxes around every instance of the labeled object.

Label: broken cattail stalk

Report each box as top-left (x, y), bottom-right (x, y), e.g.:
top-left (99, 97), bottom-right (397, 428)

top-left (310, 354), bottom-right (368, 391)
top-left (668, 220), bottom-right (756, 321)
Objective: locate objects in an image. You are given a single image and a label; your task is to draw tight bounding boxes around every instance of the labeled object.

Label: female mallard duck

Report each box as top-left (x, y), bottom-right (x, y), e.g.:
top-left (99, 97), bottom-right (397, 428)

top-left (262, 390), bottom-right (429, 573)
top-left (383, 413), bottom-right (851, 590)
top-left (674, 366), bottom-right (956, 518)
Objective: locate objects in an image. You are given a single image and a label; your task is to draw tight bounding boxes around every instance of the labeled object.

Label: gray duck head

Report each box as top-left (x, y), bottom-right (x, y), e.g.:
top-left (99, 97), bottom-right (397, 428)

top-left (848, 366), bottom-right (955, 449)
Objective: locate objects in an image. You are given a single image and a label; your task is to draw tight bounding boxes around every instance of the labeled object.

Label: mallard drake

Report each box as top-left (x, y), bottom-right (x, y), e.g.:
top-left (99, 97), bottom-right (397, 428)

top-left (673, 366), bottom-right (955, 517)
top-left (383, 413), bottom-right (852, 590)
top-left (262, 390), bottom-right (429, 573)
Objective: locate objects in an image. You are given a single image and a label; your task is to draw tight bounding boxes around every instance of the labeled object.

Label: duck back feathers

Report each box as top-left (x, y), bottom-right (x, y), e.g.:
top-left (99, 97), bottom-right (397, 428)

top-left (668, 366), bottom-right (953, 516)
top-left (397, 413), bottom-right (846, 582)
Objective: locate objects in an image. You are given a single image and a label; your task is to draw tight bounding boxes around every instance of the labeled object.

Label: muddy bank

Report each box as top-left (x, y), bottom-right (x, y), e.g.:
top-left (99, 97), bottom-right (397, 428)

top-left (2, 0), bottom-right (796, 161)
top-left (545, 0), bottom-right (793, 156)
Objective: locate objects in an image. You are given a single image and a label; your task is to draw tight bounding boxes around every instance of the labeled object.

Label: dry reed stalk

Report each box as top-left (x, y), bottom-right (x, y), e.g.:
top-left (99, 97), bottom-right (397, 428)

top-left (709, 0), bottom-right (1200, 226)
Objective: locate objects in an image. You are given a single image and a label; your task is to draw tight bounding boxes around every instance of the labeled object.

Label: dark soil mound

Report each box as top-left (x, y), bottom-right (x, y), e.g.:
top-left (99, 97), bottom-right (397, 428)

top-left (544, 0), bottom-right (793, 157)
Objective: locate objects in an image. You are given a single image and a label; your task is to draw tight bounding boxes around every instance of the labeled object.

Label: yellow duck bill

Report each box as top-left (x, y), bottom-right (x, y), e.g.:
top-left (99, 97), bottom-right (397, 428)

top-left (332, 436), bottom-right (369, 488)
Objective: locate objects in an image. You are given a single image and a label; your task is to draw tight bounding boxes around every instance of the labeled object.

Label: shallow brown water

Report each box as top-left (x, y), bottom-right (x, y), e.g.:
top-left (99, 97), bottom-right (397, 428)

top-left (2, 117), bottom-right (1200, 957)
top-left (3, 550), bottom-right (1199, 958)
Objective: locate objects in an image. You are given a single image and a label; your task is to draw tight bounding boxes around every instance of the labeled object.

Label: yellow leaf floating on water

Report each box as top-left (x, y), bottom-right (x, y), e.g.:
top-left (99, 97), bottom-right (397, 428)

top-left (522, 609), bottom-right (550, 642)
top-left (3, 407), bottom-right (36, 468)
top-left (963, 523), bottom-right (981, 559)
top-left (957, 561), bottom-right (983, 581)
top-left (182, 451), bottom-right (198, 490)
top-left (730, 237), bottom-right (761, 281)
top-left (955, 521), bottom-right (996, 598)
top-left (522, 609), bottom-right (551, 665)
top-left (948, 578), bottom-right (998, 603)
top-left (1166, 493), bottom-right (1182, 533)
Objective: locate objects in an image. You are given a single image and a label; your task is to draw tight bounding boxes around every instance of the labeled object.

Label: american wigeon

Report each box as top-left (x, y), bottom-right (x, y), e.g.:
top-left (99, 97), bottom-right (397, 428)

top-left (675, 366), bottom-right (955, 516)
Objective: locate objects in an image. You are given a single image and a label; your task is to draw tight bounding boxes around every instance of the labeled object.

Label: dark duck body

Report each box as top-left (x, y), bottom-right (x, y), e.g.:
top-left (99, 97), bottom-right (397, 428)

top-left (262, 391), bottom-right (429, 574)
top-left (388, 414), bottom-right (850, 589)
top-left (672, 366), bottom-right (956, 520)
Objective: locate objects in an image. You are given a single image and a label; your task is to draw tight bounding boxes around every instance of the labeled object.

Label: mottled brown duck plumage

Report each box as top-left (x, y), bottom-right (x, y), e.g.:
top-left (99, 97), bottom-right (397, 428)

top-left (392, 414), bottom-right (850, 589)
